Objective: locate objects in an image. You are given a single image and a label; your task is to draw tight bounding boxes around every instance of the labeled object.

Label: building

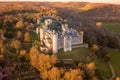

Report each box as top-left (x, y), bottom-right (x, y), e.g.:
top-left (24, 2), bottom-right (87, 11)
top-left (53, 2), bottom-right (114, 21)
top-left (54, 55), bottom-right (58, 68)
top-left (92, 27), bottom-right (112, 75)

top-left (36, 17), bottom-right (84, 54)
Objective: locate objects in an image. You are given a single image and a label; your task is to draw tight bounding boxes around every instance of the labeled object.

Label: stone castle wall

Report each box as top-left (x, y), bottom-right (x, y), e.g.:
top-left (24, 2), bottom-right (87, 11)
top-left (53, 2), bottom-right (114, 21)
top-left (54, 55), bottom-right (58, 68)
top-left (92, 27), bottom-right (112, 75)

top-left (38, 18), bottom-right (84, 54)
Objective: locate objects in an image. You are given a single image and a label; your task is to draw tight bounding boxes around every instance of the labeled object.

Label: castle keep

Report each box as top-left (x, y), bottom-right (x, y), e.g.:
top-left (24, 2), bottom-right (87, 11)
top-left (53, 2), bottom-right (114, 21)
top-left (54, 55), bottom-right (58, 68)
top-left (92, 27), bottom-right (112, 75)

top-left (36, 17), bottom-right (84, 54)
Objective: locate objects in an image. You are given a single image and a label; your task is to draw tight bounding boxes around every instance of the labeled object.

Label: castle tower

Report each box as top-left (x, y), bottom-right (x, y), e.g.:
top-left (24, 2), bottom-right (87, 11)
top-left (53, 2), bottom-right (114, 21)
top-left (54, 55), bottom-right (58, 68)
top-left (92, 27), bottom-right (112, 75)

top-left (62, 24), bottom-right (65, 34)
top-left (40, 28), bottom-right (44, 41)
top-left (64, 36), bottom-right (72, 52)
top-left (52, 33), bottom-right (58, 54)
top-left (36, 27), bottom-right (40, 34)
top-left (37, 19), bottom-right (40, 25)
top-left (64, 23), bottom-right (68, 28)
top-left (79, 31), bottom-right (84, 44)
top-left (45, 19), bottom-right (52, 26)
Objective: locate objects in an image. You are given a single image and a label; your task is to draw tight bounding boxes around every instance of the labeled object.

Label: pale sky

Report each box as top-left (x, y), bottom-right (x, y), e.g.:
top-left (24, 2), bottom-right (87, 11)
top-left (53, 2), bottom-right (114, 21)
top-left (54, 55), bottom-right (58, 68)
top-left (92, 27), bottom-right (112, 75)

top-left (0, 0), bottom-right (120, 4)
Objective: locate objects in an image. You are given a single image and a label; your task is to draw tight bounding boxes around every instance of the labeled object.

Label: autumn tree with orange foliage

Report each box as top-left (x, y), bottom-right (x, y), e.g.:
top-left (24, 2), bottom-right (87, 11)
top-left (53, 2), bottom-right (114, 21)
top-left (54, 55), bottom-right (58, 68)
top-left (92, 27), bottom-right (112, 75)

top-left (24, 32), bottom-right (30, 42)
top-left (116, 77), bottom-right (120, 80)
top-left (15, 20), bottom-right (25, 29)
top-left (91, 44), bottom-right (99, 53)
top-left (10, 40), bottom-right (22, 53)
top-left (16, 31), bottom-right (23, 40)
top-left (29, 46), bottom-right (39, 68)
top-left (64, 68), bottom-right (83, 80)
top-left (48, 67), bottom-right (61, 80)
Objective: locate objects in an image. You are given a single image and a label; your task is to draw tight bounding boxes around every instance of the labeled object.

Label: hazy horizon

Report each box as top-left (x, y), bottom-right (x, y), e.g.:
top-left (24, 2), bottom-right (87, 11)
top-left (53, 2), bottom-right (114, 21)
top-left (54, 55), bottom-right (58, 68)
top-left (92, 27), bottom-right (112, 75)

top-left (0, 0), bottom-right (120, 4)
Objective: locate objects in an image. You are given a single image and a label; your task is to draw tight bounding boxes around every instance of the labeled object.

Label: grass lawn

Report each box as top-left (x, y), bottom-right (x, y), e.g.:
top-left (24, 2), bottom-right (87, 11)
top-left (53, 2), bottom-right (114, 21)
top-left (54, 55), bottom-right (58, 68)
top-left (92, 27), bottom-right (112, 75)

top-left (110, 49), bottom-right (120, 77)
top-left (103, 22), bottom-right (120, 36)
top-left (95, 57), bottom-right (112, 78)
top-left (95, 49), bottom-right (120, 78)
top-left (57, 47), bottom-right (90, 62)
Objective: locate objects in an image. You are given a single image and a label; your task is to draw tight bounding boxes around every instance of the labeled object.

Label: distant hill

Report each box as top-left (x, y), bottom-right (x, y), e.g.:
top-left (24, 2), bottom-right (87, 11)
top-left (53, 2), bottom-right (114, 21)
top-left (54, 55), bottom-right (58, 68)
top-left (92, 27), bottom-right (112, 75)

top-left (39, 2), bottom-right (108, 12)
top-left (79, 3), bottom-right (108, 10)
top-left (79, 4), bottom-right (120, 21)
top-left (38, 2), bottom-right (120, 21)
top-left (39, 2), bottom-right (89, 9)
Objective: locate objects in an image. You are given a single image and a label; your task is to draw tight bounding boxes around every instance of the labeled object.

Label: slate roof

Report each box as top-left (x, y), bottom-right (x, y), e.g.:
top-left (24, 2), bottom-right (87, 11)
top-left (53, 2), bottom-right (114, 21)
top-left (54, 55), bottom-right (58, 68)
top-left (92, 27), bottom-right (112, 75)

top-left (64, 32), bottom-right (77, 37)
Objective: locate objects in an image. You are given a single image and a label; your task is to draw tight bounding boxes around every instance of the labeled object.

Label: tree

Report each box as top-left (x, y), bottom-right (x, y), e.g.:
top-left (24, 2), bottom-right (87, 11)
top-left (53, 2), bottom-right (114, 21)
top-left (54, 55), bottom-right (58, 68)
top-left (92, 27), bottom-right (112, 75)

top-left (92, 76), bottom-right (99, 80)
top-left (51, 55), bottom-right (57, 64)
top-left (29, 46), bottom-right (39, 68)
top-left (102, 36), bottom-right (109, 46)
top-left (15, 20), bottom-right (25, 29)
top-left (24, 32), bottom-right (30, 42)
top-left (91, 44), bottom-right (99, 54)
top-left (116, 77), bottom-right (120, 80)
top-left (64, 71), bottom-right (71, 80)
top-left (78, 62), bottom-right (84, 69)
top-left (10, 40), bottom-right (22, 53)
top-left (104, 53), bottom-right (111, 61)
top-left (0, 40), bottom-right (3, 48)
top-left (85, 62), bottom-right (96, 78)
top-left (0, 48), bottom-right (4, 54)
top-left (16, 31), bottom-right (23, 40)
top-left (108, 36), bottom-right (120, 48)
top-left (96, 22), bottom-right (102, 27)
top-left (0, 29), bottom-right (5, 35)
top-left (64, 69), bottom-right (83, 80)
top-left (19, 50), bottom-right (27, 56)
top-left (100, 47), bottom-right (109, 56)
top-left (0, 54), bottom-right (5, 61)
top-left (41, 70), bottom-right (48, 80)
top-left (26, 23), bottom-right (34, 30)
top-left (48, 67), bottom-right (61, 80)
top-left (0, 54), bottom-right (5, 67)
top-left (37, 54), bottom-right (52, 72)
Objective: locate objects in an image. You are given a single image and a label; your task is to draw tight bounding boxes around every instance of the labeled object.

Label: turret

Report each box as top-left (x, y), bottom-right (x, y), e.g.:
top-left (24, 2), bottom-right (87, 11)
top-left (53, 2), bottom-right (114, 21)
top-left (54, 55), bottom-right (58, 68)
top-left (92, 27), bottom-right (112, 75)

top-left (37, 19), bottom-right (40, 25)
top-left (40, 28), bottom-right (44, 41)
top-left (45, 19), bottom-right (52, 26)
top-left (62, 23), bottom-right (69, 34)
top-left (79, 31), bottom-right (84, 44)
top-left (36, 27), bottom-right (40, 34)
top-left (64, 36), bottom-right (72, 52)
top-left (52, 33), bottom-right (58, 54)
top-left (64, 23), bottom-right (68, 28)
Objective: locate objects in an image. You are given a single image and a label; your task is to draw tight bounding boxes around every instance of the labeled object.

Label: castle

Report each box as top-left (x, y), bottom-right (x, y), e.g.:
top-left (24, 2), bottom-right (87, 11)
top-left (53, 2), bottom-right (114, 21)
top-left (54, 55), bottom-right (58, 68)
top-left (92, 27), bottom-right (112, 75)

top-left (36, 17), bottom-right (84, 54)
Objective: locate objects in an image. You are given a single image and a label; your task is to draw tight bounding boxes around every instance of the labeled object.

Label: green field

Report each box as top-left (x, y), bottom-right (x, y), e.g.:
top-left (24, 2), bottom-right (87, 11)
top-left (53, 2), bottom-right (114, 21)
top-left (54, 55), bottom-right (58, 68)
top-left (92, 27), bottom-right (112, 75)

top-left (95, 49), bottom-right (120, 78)
top-left (56, 46), bottom-right (120, 78)
top-left (110, 49), bottom-right (120, 77)
top-left (103, 22), bottom-right (120, 36)
top-left (57, 48), bottom-right (90, 62)
top-left (102, 22), bottom-right (120, 77)
top-left (95, 57), bottom-right (112, 78)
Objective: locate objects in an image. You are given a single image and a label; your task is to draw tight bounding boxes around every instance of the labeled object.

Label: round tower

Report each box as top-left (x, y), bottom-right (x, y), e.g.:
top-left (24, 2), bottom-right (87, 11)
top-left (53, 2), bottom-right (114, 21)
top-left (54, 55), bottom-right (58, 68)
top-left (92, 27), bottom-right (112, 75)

top-left (36, 27), bottom-right (39, 34)
top-left (37, 19), bottom-right (40, 25)
top-left (79, 31), bottom-right (84, 44)
top-left (45, 19), bottom-right (52, 26)
top-left (52, 33), bottom-right (58, 54)
top-left (40, 28), bottom-right (44, 41)
top-left (64, 36), bottom-right (72, 52)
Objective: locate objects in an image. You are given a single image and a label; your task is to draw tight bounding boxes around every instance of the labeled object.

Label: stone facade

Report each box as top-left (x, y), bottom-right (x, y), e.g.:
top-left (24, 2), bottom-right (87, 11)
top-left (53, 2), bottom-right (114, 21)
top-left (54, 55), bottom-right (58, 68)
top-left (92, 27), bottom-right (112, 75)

top-left (36, 17), bottom-right (84, 54)
top-left (64, 36), bottom-right (72, 52)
